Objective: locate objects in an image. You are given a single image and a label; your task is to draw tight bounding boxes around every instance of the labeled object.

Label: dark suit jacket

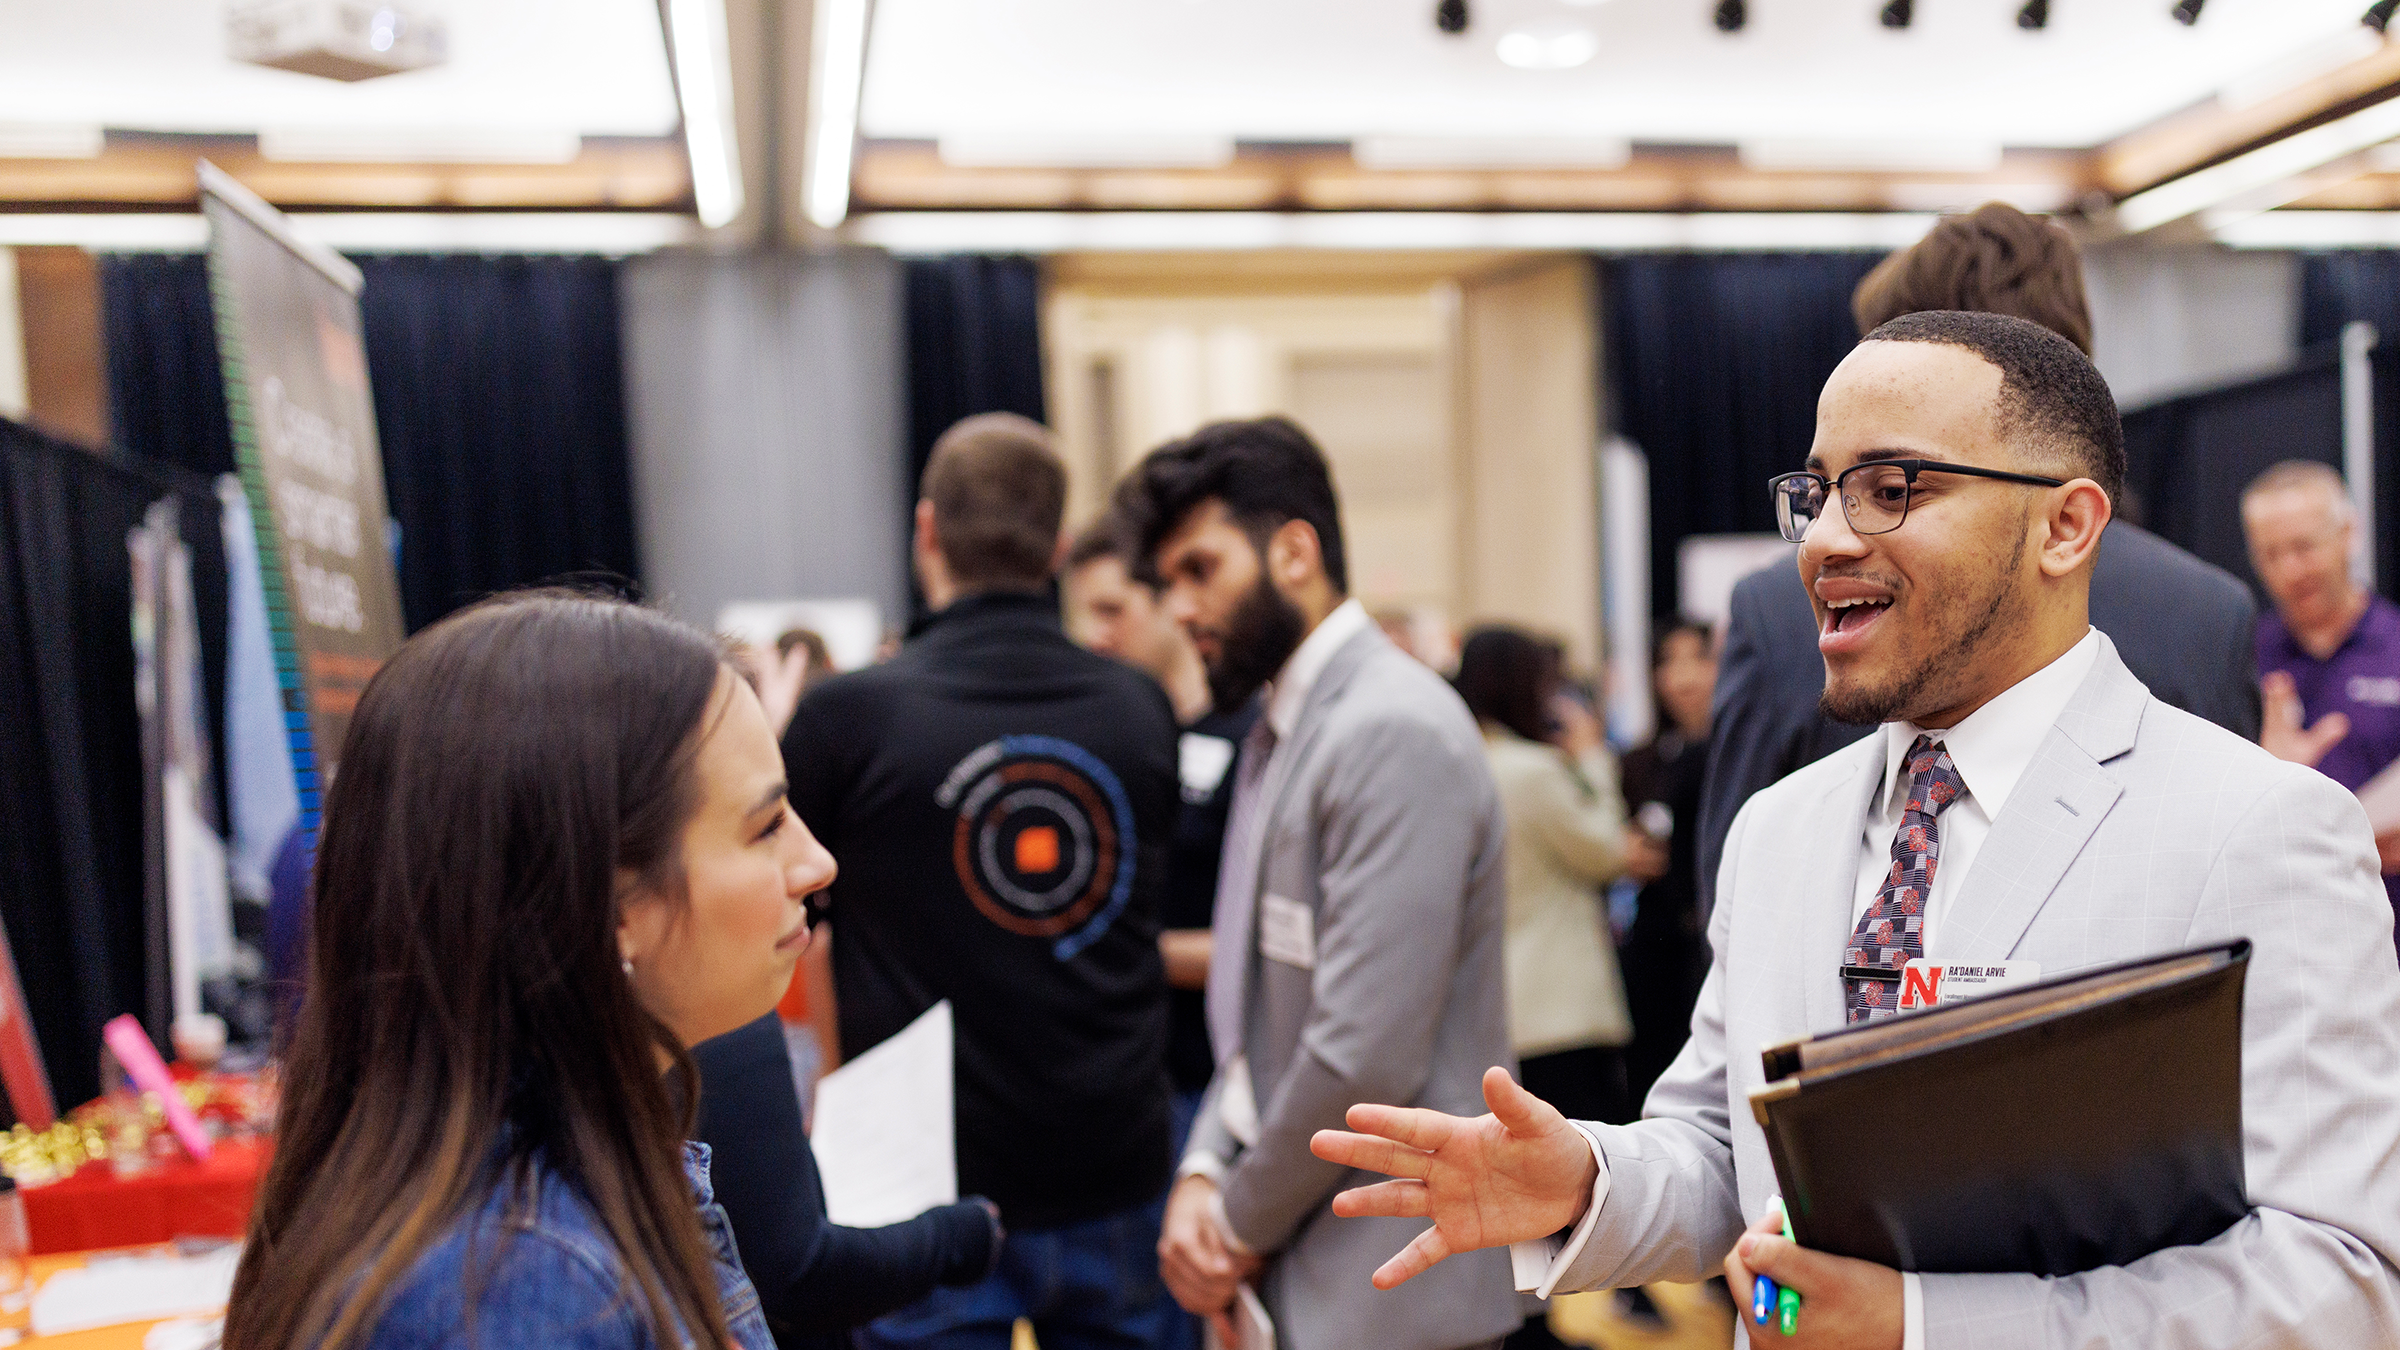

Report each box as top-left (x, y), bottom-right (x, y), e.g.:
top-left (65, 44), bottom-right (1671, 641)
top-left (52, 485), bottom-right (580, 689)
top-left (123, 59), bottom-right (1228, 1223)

top-left (694, 1015), bottom-right (999, 1350)
top-left (1696, 522), bottom-right (2259, 919)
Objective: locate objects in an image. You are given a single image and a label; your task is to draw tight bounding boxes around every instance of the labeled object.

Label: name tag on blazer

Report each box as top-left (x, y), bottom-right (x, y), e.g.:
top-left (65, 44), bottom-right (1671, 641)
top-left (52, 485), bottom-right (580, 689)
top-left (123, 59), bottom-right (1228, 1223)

top-left (1896, 959), bottom-right (2042, 1010)
top-left (1260, 893), bottom-right (1317, 970)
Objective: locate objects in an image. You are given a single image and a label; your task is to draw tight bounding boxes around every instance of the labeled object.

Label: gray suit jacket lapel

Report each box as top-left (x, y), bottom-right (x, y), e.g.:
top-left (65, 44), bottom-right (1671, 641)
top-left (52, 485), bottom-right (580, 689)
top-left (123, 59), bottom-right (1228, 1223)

top-left (1232, 628), bottom-right (1385, 926)
top-left (1805, 747), bottom-right (1884, 1031)
top-left (1931, 636), bottom-right (2144, 962)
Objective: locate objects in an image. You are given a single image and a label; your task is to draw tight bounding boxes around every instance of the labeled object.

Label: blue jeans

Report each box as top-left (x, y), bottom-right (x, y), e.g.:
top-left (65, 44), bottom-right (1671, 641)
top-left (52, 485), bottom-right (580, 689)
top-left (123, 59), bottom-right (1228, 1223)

top-left (862, 1195), bottom-right (1180, 1350)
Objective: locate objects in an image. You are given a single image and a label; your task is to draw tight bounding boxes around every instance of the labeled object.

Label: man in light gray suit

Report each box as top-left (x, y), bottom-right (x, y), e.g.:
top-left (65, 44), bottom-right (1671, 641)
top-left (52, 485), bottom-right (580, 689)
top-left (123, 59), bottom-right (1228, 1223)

top-left (1120, 417), bottom-right (1520, 1350)
top-left (1696, 201), bottom-right (2260, 927)
top-left (1315, 312), bottom-right (2400, 1349)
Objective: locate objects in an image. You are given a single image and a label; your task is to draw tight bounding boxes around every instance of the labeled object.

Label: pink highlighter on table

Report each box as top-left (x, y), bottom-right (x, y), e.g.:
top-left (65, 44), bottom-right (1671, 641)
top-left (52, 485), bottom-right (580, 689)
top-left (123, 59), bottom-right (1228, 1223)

top-left (100, 1015), bottom-right (213, 1162)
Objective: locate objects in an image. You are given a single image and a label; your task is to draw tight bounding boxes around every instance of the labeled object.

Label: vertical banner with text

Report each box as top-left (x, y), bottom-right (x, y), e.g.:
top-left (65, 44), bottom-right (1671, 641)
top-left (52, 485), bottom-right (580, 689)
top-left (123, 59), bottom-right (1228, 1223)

top-left (200, 162), bottom-right (405, 841)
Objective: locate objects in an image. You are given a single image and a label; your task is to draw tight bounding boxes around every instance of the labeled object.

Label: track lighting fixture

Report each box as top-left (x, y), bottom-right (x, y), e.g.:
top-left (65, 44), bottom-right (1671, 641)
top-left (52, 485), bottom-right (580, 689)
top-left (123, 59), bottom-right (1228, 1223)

top-left (2368, 0), bottom-right (2400, 32)
top-left (1714, 0), bottom-right (1746, 32)
top-left (1435, 0), bottom-right (1469, 35)
top-left (1881, 0), bottom-right (1913, 28)
top-left (2171, 0), bottom-right (2204, 24)
top-left (2018, 0), bottom-right (2048, 28)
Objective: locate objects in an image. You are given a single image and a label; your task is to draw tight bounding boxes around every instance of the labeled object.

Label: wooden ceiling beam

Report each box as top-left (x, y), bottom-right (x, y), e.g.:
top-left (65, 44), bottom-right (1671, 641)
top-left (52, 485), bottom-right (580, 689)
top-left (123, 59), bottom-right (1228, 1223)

top-left (850, 142), bottom-right (2094, 215)
top-left (2097, 39), bottom-right (2400, 197)
top-left (0, 137), bottom-right (693, 210)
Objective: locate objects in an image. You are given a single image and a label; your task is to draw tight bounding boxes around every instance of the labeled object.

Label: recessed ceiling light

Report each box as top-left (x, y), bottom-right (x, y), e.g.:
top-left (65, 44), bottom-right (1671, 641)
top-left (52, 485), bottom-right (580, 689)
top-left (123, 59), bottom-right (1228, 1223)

top-left (1497, 26), bottom-right (1598, 69)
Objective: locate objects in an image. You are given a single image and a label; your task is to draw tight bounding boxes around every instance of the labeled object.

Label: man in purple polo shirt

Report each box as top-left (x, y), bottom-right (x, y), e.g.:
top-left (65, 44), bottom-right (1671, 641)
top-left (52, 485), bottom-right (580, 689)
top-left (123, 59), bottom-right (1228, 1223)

top-left (2245, 459), bottom-right (2400, 956)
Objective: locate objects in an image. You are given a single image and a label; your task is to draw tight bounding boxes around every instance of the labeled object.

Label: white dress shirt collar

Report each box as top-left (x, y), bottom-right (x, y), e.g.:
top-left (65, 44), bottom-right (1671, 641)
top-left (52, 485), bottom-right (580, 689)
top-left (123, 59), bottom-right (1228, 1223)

top-left (1874, 627), bottom-right (2102, 819)
top-left (1265, 598), bottom-right (1371, 741)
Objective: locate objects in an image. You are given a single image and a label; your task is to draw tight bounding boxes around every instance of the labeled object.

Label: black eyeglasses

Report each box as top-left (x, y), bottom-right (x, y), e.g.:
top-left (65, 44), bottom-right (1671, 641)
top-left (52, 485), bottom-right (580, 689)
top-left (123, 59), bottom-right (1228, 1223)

top-left (804, 890), bottom-right (832, 931)
top-left (1770, 459), bottom-right (2065, 544)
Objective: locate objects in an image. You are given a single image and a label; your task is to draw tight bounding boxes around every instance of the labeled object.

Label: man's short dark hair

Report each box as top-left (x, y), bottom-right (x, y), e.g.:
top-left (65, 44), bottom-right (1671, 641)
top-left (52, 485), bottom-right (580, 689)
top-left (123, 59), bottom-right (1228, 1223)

top-left (920, 412), bottom-right (1066, 590)
top-left (1118, 416), bottom-right (1349, 593)
top-left (1065, 515), bottom-right (1131, 572)
top-left (1861, 310), bottom-right (2125, 508)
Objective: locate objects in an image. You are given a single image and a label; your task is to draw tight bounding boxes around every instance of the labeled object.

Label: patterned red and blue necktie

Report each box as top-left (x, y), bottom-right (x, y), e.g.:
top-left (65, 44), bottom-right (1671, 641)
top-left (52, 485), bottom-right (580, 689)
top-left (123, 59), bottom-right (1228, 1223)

top-left (1843, 735), bottom-right (1964, 1024)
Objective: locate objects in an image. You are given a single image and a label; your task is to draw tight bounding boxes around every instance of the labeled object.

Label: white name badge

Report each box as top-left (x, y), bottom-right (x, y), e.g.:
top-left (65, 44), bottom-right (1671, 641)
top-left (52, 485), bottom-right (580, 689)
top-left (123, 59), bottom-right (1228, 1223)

top-left (1896, 960), bottom-right (2042, 1010)
top-left (1260, 893), bottom-right (1317, 970)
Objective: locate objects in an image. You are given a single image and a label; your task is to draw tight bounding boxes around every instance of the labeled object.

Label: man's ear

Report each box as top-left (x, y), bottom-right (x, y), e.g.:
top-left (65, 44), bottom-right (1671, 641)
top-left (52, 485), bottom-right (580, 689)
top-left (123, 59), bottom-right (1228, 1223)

top-left (913, 500), bottom-right (938, 555)
top-left (2038, 480), bottom-right (2112, 579)
top-left (1266, 518), bottom-right (1323, 592)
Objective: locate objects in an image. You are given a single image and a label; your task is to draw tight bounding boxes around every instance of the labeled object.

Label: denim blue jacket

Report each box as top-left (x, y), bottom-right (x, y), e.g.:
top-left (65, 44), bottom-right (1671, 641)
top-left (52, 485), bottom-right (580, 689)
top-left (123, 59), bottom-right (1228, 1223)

top-left (356, 1142), bottom-right (773, 1350)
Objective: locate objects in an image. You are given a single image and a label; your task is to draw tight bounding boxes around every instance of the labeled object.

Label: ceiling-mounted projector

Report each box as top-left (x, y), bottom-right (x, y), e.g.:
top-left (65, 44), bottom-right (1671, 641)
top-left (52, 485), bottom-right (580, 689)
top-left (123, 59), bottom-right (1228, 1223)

top-left (228, 1), bottom-right (447, 81)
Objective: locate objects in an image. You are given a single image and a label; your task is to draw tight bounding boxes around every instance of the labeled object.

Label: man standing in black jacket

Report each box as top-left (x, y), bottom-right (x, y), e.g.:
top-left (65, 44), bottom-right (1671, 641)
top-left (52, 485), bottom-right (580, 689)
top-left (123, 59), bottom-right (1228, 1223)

top-left (782, 413), bottom-right (1182, 1350)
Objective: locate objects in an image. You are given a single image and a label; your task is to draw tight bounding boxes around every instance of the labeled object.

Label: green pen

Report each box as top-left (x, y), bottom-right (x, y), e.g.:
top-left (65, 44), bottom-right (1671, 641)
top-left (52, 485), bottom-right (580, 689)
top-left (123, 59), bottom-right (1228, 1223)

top-left (1774, 1198), bottom-right (1802, 1335)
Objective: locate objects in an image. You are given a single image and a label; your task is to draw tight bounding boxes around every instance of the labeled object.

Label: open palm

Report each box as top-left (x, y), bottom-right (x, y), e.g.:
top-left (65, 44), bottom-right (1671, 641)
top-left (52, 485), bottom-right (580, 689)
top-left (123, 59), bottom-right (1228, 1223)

top-left (1310, 1066), bottom-right (1601, 1289)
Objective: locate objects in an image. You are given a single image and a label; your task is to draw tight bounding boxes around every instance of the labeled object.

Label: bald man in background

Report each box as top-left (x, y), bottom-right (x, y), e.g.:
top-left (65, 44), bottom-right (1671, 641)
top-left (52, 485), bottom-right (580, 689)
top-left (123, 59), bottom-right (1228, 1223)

top-left (2244, 458), bottom-right (2400, 961)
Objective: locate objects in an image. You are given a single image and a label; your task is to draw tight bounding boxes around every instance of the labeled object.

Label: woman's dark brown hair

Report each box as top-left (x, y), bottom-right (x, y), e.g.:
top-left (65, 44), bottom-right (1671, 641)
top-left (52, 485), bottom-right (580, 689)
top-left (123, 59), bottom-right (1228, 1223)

top-left (1455, 626), bottom-right (1562, 745)
top-left (225, 592), bottom-right (738, 1350)
top-left (1851, 202), bottom-right (2094, 356)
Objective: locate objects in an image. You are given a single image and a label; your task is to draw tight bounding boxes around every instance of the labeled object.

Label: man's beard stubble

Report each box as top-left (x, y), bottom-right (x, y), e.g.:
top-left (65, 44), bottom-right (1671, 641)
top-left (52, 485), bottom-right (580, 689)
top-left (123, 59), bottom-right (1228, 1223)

top-left (1203, 572), bottom-right (1309, 714)
top-left (1818, 533), bottom-right (2029, 727)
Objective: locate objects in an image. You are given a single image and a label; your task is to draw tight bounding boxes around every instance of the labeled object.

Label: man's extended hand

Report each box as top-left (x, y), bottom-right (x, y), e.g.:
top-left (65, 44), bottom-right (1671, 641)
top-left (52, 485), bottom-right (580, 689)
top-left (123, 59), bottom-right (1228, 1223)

top-left (2261, 671), bottom-right (2350, 768)
top-left (1309, 1065), bottom-right (1599, 1290)
top-left (1157, 1174), bottom-right (1259, 1342)
top-left (1724, 1206), bottom-right (1902, 1349)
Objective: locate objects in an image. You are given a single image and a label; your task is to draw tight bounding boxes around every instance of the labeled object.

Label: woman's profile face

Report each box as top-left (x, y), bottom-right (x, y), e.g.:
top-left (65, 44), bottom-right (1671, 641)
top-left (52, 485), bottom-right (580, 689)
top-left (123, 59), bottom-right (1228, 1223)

top-left (620, 671), bottom-right (836, 1048)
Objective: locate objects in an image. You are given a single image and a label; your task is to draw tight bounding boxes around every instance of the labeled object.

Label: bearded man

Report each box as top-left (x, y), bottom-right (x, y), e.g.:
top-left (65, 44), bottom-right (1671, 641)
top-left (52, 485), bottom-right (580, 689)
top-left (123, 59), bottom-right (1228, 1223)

top-left (1313, 312), bottom-right (2400, 1350)
top-left (1116, 416), bottom-right (1522, 1350)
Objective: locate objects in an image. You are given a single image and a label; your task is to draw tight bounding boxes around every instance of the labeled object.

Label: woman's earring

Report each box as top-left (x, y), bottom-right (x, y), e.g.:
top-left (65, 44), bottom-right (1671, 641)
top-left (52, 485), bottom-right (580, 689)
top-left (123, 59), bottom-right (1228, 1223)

top-left (621, 955), bottom-right (635, 977)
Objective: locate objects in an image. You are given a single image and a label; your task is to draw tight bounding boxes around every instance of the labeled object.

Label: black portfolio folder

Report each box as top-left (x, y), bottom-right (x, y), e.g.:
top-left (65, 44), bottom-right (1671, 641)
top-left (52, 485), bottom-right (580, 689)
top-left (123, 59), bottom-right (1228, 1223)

top-left (1749, 940), bottom-right (2251, 1277)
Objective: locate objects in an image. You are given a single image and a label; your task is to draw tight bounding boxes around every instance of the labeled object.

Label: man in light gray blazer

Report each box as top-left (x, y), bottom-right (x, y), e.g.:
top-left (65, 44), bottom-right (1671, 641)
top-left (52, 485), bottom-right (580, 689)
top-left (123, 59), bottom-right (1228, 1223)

top-left (1121, 417), bottom-right (1521, 1350)
top-left (1315, 312), bottom-right (2400, 1349)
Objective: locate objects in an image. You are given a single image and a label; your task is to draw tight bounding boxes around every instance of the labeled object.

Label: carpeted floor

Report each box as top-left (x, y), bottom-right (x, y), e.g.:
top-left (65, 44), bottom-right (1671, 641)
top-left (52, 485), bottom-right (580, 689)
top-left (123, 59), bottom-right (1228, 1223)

top-left (1007, 1280), bottom-right (1735, 1349)
top-left (1549, 1282), bottom-right (1736, 1349)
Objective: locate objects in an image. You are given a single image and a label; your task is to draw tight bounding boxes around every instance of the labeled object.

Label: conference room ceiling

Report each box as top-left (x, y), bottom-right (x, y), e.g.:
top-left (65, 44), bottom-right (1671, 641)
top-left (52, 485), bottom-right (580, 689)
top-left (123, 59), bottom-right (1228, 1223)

top-left (1, 0), bottom-right (2398, 238)
top-left (862, 0), bottom-right (2378, 152)
top-left (0, 0), bottom-right (680, 147)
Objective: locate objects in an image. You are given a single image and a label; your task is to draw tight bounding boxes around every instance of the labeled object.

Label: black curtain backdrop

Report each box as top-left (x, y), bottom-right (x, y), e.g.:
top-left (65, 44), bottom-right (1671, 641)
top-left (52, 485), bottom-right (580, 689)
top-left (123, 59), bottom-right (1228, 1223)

top-left (100, 252), bottom-right (642, 631)
top-left (2299, 254), bottom-right (2400, 593)
top-left (2120, 351), bottom-right (2349, 599)
top-left (0, 417), bottom-right (228, 1106)
top-left (902, 256), bottom-right (1046, 622)
top-left (1603, 253), bottom-right (1881, 620)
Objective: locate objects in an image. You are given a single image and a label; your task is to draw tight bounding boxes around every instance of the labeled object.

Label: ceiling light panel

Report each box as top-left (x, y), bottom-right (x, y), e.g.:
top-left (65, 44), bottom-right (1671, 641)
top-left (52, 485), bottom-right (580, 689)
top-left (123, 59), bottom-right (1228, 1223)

top-left (1351, 136), bottom-right (1632, 169)
top-left (1740, 139), bottom-right (2004, 172)
top-left (860, 0), bottom-right (2376, 151)
top-left (1495, 26), bottom-right (1598, 69)
top-left (805, 0), bottom-right (871, 229)
top-left (844, 209), bottom-right (1941, 253)
top-left (2116, 94), bottom-right (2400, 231)
top-left (0, 124), bottom-right (104, 159)
top-left (937, 135), bottom-right (1236, 169)
top-left (666, 0), bottom-right (743, 229)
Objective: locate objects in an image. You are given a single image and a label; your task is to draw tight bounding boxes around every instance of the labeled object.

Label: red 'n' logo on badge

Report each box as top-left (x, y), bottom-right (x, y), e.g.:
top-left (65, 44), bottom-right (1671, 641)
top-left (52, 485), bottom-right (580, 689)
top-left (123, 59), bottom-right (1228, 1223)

top-left (1900, 964), bottom-right (1943, 1009)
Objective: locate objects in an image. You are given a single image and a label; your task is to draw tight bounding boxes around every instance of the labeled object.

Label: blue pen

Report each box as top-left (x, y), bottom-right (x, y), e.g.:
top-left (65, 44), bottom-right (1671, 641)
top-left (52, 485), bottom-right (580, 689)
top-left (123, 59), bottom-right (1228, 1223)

top-left (1752, 1197), bottom-right (1799, 1331)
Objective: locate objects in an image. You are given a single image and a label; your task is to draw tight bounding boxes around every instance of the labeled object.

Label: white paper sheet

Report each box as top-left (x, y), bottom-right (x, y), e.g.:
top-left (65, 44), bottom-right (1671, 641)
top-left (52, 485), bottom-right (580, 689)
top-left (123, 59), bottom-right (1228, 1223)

top-left (811, 1000), bottom-right (956, 1228)
top-left (1201, 1284), bottom-right (1276, 1350)
top-left (32, 1247), bottom-right (239, 1336)
top-left (2358, 755), bottom-right (2400, 835)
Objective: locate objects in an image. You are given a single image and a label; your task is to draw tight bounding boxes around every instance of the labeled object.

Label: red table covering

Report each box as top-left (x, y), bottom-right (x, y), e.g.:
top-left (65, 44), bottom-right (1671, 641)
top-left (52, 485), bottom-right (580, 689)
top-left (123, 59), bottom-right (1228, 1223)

top-left (23, 1136), bottom-right (270, 1255)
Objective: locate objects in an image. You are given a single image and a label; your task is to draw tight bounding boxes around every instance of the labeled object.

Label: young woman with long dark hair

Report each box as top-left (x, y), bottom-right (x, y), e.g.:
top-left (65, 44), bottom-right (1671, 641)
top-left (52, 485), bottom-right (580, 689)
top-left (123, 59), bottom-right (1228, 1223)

top-left (224, 591), bottom-right (836, 1350)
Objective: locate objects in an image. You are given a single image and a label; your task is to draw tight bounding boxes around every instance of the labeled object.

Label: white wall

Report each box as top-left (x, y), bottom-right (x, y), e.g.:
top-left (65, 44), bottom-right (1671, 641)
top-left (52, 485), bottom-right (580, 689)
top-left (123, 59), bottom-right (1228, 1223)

top-left (2084, 242), bottom-right (2300, 410)
top-left (618, 248), bottom-right (910, 635)
top-left (0, 248), bottom-right (25, 421)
